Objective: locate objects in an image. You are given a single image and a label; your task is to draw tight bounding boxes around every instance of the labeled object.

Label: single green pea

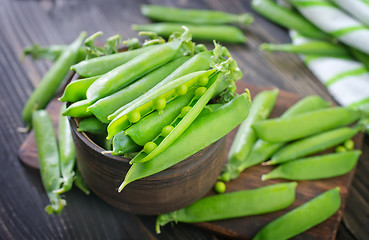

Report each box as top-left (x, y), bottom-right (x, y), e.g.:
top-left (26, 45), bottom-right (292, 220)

top-left (180, 106), bottom-right (192, 118)
top-left (161, 125), bottom-right (174, 137)
top-left (197, 76), bottom-right (209, 86)
top-left (176, 84), bottom-right (188, 95)
top-left (128, 110), bottom-right (141, 124)
top-left (344, 139), bottom-right (354, 150)
top-left (195, 87), bottom-right (207, 98)
top-left (214, 181), bottom-right (226, 194)
top-left (143, 142), bottom-right (157, 154)
top-left (153, 97), bottom-right (167, 111)
top-left (336, 146), bottom-right (347, 153)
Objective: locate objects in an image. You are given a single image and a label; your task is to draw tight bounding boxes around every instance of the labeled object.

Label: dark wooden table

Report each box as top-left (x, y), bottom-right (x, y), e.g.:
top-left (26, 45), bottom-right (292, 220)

top-left (1, 0), bottom-right (368, 239)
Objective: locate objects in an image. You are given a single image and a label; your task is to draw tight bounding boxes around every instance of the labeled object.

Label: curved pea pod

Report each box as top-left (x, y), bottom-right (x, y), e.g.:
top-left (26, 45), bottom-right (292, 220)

top-left (54, 104), bottom-right (76, 194)
top-left (107, 69), bottom-right (216, 139)
top-left (110, 131), bottom-right (141, 156)
top-left (130, 71), bottom-right (225, 164)
top-left (107, 51), bottom-right (213, 121)
top-left (262, 150), bottom-right (361, 181)
top-left (32, 110), bottom-right (66, 214)
top-left (118, 92), bottom-right (251, 192)
top-left (73, 169), bottom-right (90, 195)
top-left (253, 187), bottom-right (341, 240)
top-left (235, 95), bottom-right (331, 173)
top-left (156, 182), bottom-right (297, 233)
top-left (267, 126), bottom-right (362, 165)
top-left (125, 89), bottom-right (195, 146)
top-left (220, 89), bottom-right (279, 182)
top-left (59, 76), bottom-right (100, 102)
top-left (77, 117), bottom-right (107, 135)
top-left (63, 99), bottom-right (93, 118)
top-left (86, 34), bottom-right (194, 102)
top-left (253, 107), bottom-right (360, 143)
top-left (22, 32), bottom-right (86, 128)
top-left (71, 44), bottom-right (158, 77)
top-left (87, 56), bottom-right (190, 123)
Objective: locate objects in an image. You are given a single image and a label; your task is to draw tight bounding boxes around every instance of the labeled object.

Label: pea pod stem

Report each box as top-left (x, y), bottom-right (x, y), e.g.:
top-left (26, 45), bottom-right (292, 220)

top-left (253, 187), bottom-right (341, 240)
top-left (23, 44), bottom-right (86, 62)
top-left (22, 32), bottom-right (87, 128)
top-left (262, 150), bottom-right (361, 181)
top-left (220, 89), bottom-right (279, 182)
top-left (132, 23), bottom-right (247, 43)
top-left (141, 4), bottom-right (254, 27)
top-left (32, 110), bottom-right (66, 214)
top-left (118, 92), bottom-right (251, 192)
top-left (156, 182), bottom-right (297, 234)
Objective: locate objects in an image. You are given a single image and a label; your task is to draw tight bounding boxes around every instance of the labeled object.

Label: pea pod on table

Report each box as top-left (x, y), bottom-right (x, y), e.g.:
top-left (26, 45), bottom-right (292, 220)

top-left (32, 110), bottom-right (66, 214)
top-left (219, 89), bottom-right (279, 182)
top-left (119, 92), bottom-right (251, 192)
top-left (253, 187), bottom-right (341, 240)
top-left (262, 150), bottom-right (361, 181)
top-left (156, 182), bottom-right (297, 233)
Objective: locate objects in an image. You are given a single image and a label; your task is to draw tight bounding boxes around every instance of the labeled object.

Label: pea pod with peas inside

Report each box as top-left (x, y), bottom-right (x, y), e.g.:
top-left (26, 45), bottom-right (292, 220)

top-left (156, 182), bottom-right (297, 234)
top-left (238, 96), bottom-right (332, 171)
top-left (119, 92), bottom-right (251, 191)
top-left (262, 150), bottom-right (361, 181)
top-left (266, 125), bottom-right (362, 165)
top-left (86, 30), bottom-right (194, 103)
top-left (253, 187), bottom-right (341, 240)
top-left (219, 89), bottom-right (279, 182)
top-left (252, 107), bottom-right (360, 143)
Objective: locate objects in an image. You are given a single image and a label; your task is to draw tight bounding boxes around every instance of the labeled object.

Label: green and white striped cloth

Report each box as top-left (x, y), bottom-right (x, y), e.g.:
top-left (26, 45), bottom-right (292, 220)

top-left (289, 0), bottom-right (369, 54)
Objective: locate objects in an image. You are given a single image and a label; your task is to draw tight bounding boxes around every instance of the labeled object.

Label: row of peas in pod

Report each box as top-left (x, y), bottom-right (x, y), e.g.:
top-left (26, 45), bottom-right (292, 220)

top-left (156, 90), bottom-right (365, 238)
top-left (60, 28), bottom-right (252, 192)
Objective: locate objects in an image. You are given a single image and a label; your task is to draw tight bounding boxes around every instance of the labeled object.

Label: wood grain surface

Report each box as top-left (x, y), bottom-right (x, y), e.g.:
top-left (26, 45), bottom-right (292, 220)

top-left (1, 0), bottom-right (368, 239)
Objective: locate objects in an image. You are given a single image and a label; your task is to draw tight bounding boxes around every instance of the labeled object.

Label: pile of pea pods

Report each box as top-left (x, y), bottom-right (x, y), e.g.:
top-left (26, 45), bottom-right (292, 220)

top-left (156, 89), bottom-right (365, 239)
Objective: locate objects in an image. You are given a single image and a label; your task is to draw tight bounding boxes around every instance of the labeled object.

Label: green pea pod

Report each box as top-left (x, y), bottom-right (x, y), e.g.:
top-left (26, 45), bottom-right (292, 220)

top-left (156, 182), bottom-right (297, 234)
top-left (132, 23), bottom-right (247, 43)
top-left (141, 5), bottom-right (254, 27)
top-left (260, 41), bottom-right (350, 58)
top-left (71, 44), bottom-right (158, 77)
top-left (107, 51), bottom-right (213, 121)
top-left (253, 107), bottom-right (360, 143)
top-left (253, 187), bottom-right (341, 240)
top-left (22, 32), bottom-right (86, 128)
top-left (118, 92), bottom-right (251, 192)
top-left (86, 33), bottom-right (193, 102)
top-left (53, 104), bottom-right (76, 194)
top-left (77, 116), bottom-right (107, 135)
top-left (262, 150), bottom-right (361, 181)
top-left (87, 56), bottom-right (190, 123)
top-left (32, 110), bottom-right (66, 214)
top-left (73, 168), bottom-right (90, 195)
top-left (125, 89), bottom-right (195, 146)
top-left (107, 69), bottom-right (216, 139)
top-left (63, 99), bottom-right (93, 118)
top-left (59, 76), bottom-right (100, 102)
top-left (251, 0), bottom-right (330, 40)
top-left (220, 89), bottom-right (279, 182)
top-left (236, 96), bottom-right (331, 172)
top-left (267, 126), bottom-right (362, 165)
top-left (110, 132), bottom-right (141, 155)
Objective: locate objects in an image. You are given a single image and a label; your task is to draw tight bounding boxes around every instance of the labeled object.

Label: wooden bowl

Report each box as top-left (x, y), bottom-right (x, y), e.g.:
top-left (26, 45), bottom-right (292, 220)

top-left (68, 116), bottom-right (227, 215)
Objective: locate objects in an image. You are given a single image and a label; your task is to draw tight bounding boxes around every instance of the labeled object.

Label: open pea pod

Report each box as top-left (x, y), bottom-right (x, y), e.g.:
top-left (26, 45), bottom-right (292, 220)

top-left (106, 69), bottom-right (216, 139)
top-left (130, 70), bottom-right (228, 164)
top-left (118, 92), bottom-right (252, 192)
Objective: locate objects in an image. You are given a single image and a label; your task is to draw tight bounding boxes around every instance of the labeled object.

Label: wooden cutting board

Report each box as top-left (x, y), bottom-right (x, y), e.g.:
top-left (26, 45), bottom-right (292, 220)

top-left (18, 81), bottom-right (364, 240)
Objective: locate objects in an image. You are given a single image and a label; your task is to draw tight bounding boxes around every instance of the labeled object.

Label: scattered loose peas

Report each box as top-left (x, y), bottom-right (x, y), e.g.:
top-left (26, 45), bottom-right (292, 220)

top-left (197, 76), bottom-right (209, 86)
top-left (180, 106), bottom-right (192, 117)
top-left (214, 181), bottom-right (226, 194)
top-left (161, 125), bottom-right (174, 137)
top-left (176, 84), bottom-right (188, 96)
top-left (143, 141), bottom-right (157, 154)
top-left (195, 87), bottom-right (207, 99)
top-left (127, 110), bottom-right (141, 124)
top-left (153, 97), bottom-right (166, 111)
top-left (344, 139), bottom-right (354, 150)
